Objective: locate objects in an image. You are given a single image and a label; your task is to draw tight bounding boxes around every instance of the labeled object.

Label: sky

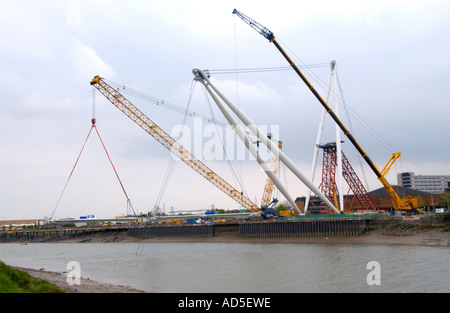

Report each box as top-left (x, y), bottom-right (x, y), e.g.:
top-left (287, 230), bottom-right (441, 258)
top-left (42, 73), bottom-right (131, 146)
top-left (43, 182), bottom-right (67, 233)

top-left (1, 0), bottom-right (449, 220)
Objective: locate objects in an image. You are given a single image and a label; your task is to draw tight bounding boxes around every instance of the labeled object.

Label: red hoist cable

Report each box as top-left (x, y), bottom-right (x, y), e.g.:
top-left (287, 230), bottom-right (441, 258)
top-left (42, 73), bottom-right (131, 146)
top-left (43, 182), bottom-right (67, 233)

top-left (49, 117), bottom-right (136, 221)
top-left (92, 119), bottom-right (133, 210)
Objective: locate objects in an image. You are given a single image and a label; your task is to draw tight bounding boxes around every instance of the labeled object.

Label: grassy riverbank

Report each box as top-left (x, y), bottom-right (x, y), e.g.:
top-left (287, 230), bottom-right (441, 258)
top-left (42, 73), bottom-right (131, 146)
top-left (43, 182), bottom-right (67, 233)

top-left (0, 261), bottom-right (64, 293)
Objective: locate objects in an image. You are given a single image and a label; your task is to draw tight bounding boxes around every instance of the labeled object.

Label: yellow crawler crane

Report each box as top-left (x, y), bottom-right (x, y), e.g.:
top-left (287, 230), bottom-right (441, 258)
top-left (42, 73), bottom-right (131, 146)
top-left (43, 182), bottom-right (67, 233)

top-left (90, 76), bottom-right (260, 212)
top-left (380, 152), bottom-right (417, 210)
top-left (233, 9), bottom-right (417, 212)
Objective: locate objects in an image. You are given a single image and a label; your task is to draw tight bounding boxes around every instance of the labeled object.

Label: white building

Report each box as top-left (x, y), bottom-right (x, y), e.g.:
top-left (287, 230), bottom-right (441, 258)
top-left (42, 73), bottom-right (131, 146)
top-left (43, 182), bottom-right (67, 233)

top-left (397, 172), bottom-right (450, 194)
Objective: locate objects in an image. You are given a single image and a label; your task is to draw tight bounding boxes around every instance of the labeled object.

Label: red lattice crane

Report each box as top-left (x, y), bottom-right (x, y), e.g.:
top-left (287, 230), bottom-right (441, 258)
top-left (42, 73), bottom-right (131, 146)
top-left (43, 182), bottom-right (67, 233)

top-left (316, 142), bottom-right (376, 214)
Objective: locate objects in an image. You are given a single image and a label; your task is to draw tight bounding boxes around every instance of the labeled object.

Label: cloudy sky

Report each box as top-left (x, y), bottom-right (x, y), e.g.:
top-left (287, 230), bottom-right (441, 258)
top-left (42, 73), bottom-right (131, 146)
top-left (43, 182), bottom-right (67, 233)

top-left (1, 0), bottom-right (449, 220)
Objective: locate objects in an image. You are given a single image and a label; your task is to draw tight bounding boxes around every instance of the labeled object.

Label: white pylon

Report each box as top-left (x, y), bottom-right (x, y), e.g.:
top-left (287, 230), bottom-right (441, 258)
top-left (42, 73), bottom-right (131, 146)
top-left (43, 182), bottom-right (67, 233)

top-left (193, 68), bottom-right (340, 215)
top-left (305, 60), bottom-right (344, 214)
top-left (333, 61), bottom-right (344, 212)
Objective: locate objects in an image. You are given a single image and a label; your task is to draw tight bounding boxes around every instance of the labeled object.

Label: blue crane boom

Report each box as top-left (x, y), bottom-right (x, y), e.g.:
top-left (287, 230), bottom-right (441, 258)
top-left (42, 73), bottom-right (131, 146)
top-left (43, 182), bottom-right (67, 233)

top-left (232, 9), bottom-right (274, 41)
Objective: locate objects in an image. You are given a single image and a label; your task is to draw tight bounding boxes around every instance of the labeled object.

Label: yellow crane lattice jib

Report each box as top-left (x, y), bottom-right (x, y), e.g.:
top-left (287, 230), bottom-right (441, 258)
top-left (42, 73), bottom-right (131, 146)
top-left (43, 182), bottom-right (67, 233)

top-left (261, 141), bottom-right (282, 207)
top-left (90, 76), bottom-right (260, 212)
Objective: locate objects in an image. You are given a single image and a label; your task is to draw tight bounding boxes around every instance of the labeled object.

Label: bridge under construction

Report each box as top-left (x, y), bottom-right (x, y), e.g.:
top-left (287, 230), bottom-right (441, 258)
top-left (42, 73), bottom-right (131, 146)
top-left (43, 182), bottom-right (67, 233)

top-left (48, 9), bottom-right (423, 232)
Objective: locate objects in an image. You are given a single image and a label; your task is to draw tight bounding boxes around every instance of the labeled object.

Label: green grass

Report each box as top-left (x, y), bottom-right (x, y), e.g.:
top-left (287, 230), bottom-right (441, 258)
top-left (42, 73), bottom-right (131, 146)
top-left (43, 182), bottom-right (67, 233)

top-left (0, 261), bottom-right (64, 293)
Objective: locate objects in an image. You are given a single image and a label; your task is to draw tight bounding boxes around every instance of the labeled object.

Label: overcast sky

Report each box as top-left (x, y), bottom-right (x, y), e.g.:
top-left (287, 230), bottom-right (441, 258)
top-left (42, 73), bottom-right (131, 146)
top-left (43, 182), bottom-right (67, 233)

top-left (1, 0), bottom-right (449, 220)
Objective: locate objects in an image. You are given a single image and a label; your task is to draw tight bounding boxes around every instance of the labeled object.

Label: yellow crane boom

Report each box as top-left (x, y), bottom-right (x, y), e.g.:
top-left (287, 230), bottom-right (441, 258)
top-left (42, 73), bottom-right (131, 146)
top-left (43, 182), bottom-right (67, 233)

top-left (90, 75), bottom-right (259, 212)
top-left (261, 141), bottom-right (282, 207)
top-left (233, 9), bottom-right (416, 211)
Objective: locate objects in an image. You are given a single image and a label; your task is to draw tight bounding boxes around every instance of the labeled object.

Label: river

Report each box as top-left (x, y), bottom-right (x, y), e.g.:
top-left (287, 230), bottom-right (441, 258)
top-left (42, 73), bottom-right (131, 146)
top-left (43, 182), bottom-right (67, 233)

top-left (0, 242), bottom-right (449, 293)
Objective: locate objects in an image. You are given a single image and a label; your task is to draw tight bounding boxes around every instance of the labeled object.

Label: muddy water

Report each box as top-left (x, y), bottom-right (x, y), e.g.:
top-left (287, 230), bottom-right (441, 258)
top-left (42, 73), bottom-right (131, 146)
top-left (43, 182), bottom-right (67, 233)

top-left (1, 242), bottom-right (449, 292)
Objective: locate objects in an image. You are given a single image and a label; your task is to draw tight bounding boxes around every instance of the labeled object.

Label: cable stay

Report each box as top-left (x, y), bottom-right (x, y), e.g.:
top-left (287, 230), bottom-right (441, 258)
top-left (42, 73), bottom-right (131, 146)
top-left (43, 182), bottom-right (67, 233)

top-left (232, 9), bottom-right (397, 157)
top-left (152, 80), bottom-right (196, 214)
top-left (91, 76), bottom-right (260, 212)
top-left (198, 80), bottom-right (250, 200)
top-left (232, 9), bottom-right (416, 212)
top-left (152, 78), bottom-right (251, 214)
top-left (104, 79), bottom-right (229, 128)
top-left (208, 64), bottom-right (328, 75)
top-left (193, 68), bottom-right (340, 214)
top-left (282, 39), bottom-right (397, 155)
top-left (49, 115), bottom-right (136, 222)
top-left (335, 71), bottom-right (370, 191)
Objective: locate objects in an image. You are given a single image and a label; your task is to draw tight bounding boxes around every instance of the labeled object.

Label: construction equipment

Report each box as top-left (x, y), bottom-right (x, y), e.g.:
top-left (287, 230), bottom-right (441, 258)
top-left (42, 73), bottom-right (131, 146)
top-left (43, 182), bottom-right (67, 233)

top-left (305, 60), bottom-right (345, 214)
top-left (90, 75), bottom-right (260, 212)
top-left (260, 140), bottom-right (282, 207)
top-left (49, 113), bottom-right (136, 221)
top-left (232, 9), bottom-right (416, 212)
top-left (193, 68), bottom-right (340, 215)
top-left (380, 152), bottom-right (417, 211)
top-left (260, 198), bottom-right (280, 219)
top-left (315, 142), bottom-right (376, 214)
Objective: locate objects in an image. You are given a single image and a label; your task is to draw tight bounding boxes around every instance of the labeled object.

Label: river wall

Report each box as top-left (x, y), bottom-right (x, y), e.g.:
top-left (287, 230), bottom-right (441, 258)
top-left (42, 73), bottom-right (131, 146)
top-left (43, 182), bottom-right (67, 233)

top-left (239, 218), bottom-right (369, 238)
top-left (0, 227), bottom-right (128, 242)
top-left (129, 224), bottom-right (215, 238)
top-left (129, 218), bottom-right (370, 239)
top-left (1, 215), bottom-right (445, 242)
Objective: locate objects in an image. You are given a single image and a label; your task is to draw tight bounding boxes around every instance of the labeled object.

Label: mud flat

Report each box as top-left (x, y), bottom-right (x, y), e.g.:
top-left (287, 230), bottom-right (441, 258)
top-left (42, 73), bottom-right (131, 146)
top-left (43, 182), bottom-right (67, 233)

top-left (11, 266), bottom-right (146, 293)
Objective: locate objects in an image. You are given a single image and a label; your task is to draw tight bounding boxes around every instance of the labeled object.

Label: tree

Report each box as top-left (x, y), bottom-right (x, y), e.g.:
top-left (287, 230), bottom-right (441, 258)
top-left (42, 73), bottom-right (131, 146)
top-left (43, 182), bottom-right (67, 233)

top-left (440, 191), bottom-right (449, 208)
top-left (276, 201), bottom-right (291, 211)
top-left (416, 196), bottom-right (426, 209)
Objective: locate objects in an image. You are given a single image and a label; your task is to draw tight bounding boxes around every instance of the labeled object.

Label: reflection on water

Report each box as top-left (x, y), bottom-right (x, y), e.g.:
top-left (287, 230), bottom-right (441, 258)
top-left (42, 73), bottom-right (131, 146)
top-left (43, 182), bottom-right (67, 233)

top-left (0, 242), bottom-right (449, 292)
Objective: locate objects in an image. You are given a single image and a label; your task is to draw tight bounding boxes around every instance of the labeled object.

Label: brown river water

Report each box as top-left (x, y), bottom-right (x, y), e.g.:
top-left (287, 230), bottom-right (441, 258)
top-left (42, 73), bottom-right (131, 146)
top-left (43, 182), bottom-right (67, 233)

top-left (1, 242), bottom-right (449, 292)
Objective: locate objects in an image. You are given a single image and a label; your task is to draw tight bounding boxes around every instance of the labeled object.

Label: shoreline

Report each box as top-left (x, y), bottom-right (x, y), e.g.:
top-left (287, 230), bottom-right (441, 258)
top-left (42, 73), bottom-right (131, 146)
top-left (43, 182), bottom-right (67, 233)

top-left (94, 230), bottom-right (449, 248)
top-left (11, 266), bottom-right (147, 293)
top-left (6, 227), bottom-right (450, 247)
